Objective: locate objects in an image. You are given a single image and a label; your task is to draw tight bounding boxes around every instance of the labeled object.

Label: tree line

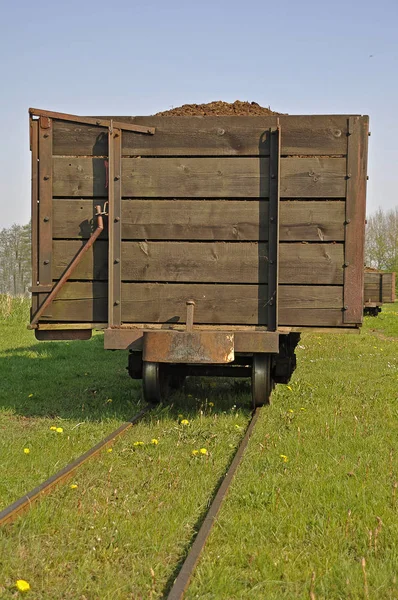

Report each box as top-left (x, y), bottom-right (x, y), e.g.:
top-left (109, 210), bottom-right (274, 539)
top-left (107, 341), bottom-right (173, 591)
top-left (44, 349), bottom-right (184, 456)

top-left (0, 207), bottom-right (397, 296)
top-left (365, 207), bottom-right (398, 273)
top-left (0, 223), bottom-right (31, 296)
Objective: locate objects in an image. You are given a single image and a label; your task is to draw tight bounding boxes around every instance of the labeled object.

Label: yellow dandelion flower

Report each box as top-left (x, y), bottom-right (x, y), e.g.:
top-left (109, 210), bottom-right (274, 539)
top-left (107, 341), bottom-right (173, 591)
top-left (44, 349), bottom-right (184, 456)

top-left (133, 441), bottom-right (144, 446)
top-left (28, 394), bottom-right (34, 398)
top-left (300, 407), bottom-right (306, 411)
top-left (107, 448), bottom-right (113, 453)
top-left (106, 398), bottom-right (113, 403)
top-left (16, 579), bottom-right (31, 592)
top-left (49, 426), bottom-right (57, 431)
top-left (55, 427), bottom-right (63, 433)
top-left (287, 386), bottom-right (293, 392)
top-left (70, 484), bottom-right (78, 489)
top-left (23, 448), bottom-right (30, 455)
top-left (180, 419), bottom-right (190, 426)
top-left (288, 409), bottom-right (294, 413)
top-left (200, 448), bottom-right (208, 455)
top-left (192, 449), bottom-right (199, 456)
top-left (151, 439), bottom-right (159, 445)
top-left (280, 454), bottom-right (289, 463)
top-left (208, 402), bottom-right (214, 407)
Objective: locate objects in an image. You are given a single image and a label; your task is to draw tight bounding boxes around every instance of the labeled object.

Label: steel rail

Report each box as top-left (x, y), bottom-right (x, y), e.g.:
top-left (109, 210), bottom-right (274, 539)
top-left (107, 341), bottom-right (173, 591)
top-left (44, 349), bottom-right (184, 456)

top-left (0, 407), bottom-right (152, 527)
top-left (167, 407), bottom-right (262, 600)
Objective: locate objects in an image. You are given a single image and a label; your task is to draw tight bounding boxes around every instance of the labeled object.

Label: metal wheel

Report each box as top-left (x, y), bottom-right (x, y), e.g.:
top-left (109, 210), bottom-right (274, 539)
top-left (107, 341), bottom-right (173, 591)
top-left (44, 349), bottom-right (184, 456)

top-left (142, 362), bottom-right (169, 404)
top-left (251, 353), bottom-right (273, 408)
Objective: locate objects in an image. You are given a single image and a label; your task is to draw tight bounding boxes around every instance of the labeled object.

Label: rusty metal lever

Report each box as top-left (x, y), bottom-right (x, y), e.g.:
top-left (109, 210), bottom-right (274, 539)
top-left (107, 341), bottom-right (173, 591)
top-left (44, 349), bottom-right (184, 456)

top-left (186, 300), bottom-right (195, 332)
top-left (29, 206), bottom-right (105, 329)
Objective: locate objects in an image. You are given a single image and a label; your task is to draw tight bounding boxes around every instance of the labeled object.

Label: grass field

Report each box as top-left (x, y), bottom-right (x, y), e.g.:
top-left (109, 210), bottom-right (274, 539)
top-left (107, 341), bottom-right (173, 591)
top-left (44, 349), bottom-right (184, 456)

top-left (0, 297), bottom-right (397, 599)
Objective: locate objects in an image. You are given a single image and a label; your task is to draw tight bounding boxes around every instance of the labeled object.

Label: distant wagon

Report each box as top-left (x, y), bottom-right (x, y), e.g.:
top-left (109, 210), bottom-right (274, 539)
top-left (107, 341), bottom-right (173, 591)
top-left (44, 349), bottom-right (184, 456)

top-left (363, 269), bottom-right (396, 316)
top-left (28, 105), bottom-right (369, 407)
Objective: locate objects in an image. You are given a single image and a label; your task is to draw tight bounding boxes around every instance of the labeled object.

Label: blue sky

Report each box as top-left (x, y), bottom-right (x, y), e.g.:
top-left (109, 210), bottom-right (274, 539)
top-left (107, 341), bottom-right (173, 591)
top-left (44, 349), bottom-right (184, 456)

top-left (0, 0), bottom-right (397, 228)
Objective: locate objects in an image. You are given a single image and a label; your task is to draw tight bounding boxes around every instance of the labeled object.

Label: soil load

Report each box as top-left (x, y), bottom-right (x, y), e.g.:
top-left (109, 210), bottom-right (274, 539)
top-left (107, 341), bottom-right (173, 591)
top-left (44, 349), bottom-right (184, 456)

top-left (155, 100), bottom-right (282, 116)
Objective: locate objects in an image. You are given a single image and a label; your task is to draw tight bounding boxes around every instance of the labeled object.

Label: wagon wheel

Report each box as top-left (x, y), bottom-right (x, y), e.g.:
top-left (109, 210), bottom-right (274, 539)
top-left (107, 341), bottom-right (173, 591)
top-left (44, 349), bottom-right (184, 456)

top-left (142, 362), bottom-right (170, 404)
top-left (251, 354), bottom-right (273, 408)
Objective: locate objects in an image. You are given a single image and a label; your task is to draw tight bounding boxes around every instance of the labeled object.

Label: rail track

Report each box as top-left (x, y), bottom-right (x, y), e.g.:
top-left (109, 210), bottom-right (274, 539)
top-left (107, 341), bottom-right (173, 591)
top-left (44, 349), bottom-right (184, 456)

top-left (0, 407), bottom-right (151, 526)
top-left (1, 403), bottom-right (261, 599)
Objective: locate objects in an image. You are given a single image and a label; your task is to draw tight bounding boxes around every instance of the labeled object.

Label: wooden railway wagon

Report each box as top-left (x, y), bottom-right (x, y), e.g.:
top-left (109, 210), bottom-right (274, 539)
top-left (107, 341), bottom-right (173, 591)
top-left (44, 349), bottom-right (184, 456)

top-left (28, 108), bottom-right (369, 406)
top-left (364, 270), bottom-right (396, 315)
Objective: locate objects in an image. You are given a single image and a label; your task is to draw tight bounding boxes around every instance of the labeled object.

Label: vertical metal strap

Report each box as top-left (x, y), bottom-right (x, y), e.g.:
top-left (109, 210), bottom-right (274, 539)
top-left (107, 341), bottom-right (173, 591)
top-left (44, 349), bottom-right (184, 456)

top-left (38, 116), bottom-right (53, 312)
top-left (267, 126), bottom-right (280, 332)
top-left (30, 118), bottom-right (39, 314)
top-left (344, 116), bottom-right (369, 323)
top-left (108, 126), bottom-right (122, 326)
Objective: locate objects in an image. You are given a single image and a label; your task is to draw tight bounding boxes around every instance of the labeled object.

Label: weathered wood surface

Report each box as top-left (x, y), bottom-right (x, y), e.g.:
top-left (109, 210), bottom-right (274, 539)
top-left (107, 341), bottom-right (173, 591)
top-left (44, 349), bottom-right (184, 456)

top-left (52, 199), bottom-right (346, 242)
top-left (52, 157), bottom-right (347, 198)
top-left (343, 116), bottom-right (369, 323)
top-left (45, 282), bottom-right (343, 325)
top-left (52, 115), bottom-right (349, 157)
top-left (52, 241), bottom-right (344, 284)
top-left (364, 272), bottom-right (396, 303)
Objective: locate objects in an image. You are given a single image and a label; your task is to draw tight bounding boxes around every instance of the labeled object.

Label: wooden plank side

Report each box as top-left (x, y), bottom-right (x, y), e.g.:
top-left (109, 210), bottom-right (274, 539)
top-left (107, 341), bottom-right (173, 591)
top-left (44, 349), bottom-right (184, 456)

top-left (52, 199), bottom-right (345, 242)
top-left (381, 273), bottom-right (396, 303)
top-left (52, 157), bottom-right (347, 198)
top-left (52, 241), bottom-right (344, 284)
top-left (52, 115), bottom-right (349, 157)
top-left (38, 119), bottom-right (53, 286)
top-left (364, 272), bottom-right (382, 303)
top-left (45, 282), bottom-right (343, 325)
top-left (30, 119), bottom-right (39, 314)
top-left (343, 116), bottom-right (369, 323)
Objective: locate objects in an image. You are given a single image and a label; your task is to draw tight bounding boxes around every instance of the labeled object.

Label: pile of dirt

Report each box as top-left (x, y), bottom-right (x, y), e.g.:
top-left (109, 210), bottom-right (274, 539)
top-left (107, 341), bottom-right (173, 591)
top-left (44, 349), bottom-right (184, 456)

top-left (156, 100), bottom-right (282, 117)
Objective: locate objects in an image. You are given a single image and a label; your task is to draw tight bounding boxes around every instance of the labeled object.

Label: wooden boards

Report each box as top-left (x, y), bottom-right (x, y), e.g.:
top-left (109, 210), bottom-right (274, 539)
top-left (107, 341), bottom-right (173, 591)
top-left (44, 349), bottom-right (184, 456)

top-left (52, 241), bottom-right (344, 285)
top-left (52, 157), bottom-right (347, 198)
top-left (31, 112), bottom-right (370, 330)
top-left (52, 199), bottom-right (346, 242)
top-left (52, 115), bottom-right (350, 157)
top-left (44, 282), bottom-right (344, 326)
top-left (364, 272), bottom-right (396, 304)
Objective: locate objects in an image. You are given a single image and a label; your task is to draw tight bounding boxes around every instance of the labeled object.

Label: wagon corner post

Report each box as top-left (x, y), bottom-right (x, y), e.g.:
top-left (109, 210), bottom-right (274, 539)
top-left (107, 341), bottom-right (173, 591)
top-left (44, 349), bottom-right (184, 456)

top-left (343, 115), bottom-right (369, 324)
top-left (267, 125), bottom-right (281, 332)
top-left (108, 125), bottom-right (122, 327)
top-left (35, 113), bottom-right (54, 319)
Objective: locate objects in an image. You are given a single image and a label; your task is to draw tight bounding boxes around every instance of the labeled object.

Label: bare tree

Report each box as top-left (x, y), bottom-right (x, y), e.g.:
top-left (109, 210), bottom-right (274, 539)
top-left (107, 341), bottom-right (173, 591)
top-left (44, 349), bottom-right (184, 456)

top-left (365, 207), bottom-right (398, 273)
top-left (0, 222), bottom-right (31, 295)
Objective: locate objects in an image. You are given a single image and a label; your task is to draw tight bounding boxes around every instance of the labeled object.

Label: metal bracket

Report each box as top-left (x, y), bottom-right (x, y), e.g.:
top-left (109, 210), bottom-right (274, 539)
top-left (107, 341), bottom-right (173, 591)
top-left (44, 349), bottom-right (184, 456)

top-left (143, 330), bottom-right (235, 364)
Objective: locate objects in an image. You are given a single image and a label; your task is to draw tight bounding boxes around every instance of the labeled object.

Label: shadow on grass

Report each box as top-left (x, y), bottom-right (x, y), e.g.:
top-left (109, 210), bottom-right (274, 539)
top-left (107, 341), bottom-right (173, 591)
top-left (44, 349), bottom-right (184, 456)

top-left (0, 332), bottom-right (252, 421)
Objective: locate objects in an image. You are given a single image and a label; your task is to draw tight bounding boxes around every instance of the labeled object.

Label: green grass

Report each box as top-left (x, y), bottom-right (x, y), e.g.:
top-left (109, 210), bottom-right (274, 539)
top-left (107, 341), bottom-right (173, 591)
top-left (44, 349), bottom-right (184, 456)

top-left (0, 299), bottom-right (397, 598)
top-left (364, 301), bottom-right (398, 338)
